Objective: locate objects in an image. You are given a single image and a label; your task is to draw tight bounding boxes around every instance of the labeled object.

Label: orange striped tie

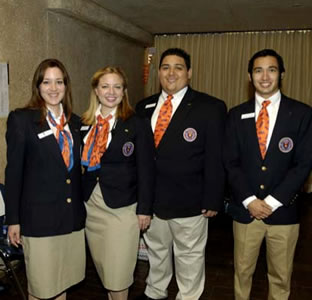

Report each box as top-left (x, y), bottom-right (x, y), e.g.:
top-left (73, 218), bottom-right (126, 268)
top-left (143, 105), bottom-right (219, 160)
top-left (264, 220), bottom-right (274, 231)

top-left (256, 100), bottom-right (271, 159)
top-left (154, 95), bottom-right (173, 147)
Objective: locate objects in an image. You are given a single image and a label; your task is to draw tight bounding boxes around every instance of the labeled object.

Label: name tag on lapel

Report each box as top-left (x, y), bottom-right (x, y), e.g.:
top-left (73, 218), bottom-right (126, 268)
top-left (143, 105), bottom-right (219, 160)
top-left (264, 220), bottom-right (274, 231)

top-left (81, 126), bottom-right (90, 131)
top-left (145, 103), bottom-right (156, 109)
top-left (38, 129), bottom-right (53, 139)
top-left (241, 112), bottom-right (255, 119)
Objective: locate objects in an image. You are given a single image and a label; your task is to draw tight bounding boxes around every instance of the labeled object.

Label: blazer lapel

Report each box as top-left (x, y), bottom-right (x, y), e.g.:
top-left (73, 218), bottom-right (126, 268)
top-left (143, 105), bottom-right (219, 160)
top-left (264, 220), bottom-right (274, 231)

top-left (104, 118), bottom-right (123, 154)
top-left (265, 96), bottom-right (291, 158)
top-left (68, 118), bottom-right (81, 165)
top-left (144, 95), bottom-right (160, 119)
top-left (33, 115), bottom-right (67, 171)
top-left (241, 99), bottom-right (263, 161)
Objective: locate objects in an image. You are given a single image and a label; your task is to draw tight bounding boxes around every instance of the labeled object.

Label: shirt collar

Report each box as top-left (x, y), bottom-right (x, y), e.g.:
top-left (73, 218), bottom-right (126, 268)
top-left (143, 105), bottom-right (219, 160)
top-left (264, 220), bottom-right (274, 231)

top-left (161, 86), bottom-right (188, 102)
top-left (47, 104), bottom-right (63, 121)
top-left (95, 104), bottom-right (117, 119)
top-left (255, 90), bottom-right (281, 107)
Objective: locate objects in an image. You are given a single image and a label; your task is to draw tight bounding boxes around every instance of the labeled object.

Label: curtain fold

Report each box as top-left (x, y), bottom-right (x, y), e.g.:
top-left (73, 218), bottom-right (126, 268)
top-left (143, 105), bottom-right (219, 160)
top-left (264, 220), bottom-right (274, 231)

top-left (146, 30), bottom-right (312, 108)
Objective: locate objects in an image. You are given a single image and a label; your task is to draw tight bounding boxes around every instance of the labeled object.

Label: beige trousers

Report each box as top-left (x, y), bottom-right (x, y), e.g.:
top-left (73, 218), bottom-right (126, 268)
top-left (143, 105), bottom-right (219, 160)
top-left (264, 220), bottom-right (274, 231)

top-left (143, 214), bottom-right (208, 300)
top-left (233, 220), bottom-right (299, 300)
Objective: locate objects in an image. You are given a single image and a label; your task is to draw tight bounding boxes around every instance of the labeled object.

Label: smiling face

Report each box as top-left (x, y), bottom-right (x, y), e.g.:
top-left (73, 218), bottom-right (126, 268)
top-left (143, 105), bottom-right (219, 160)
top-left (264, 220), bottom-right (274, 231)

top-left (39, 67), bottom-right (65, 116)
top-left (158, 55), bottom-right (192, 95)
top-left (249, 55), bottom-right (284, 99)
top-left (95, 73), bottom-right (125, 116)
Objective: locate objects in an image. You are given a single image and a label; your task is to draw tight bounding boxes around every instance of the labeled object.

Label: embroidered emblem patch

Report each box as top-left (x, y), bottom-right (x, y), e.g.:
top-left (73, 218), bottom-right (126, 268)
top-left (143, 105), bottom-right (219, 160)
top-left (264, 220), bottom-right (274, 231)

top-left (278, 137), bottom-right (293, 153)
top-left (183, 128), bottom-right (197, 142)
top-left (122, 142), bottom-right (134, 157)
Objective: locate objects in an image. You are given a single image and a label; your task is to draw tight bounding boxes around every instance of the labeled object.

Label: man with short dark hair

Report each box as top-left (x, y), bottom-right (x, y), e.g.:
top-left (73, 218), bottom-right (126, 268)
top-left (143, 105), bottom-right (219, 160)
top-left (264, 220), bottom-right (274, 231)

top-left (224, 49), bottom-right (312, 300)
top-left (136, 48), bottom-right (227, 300)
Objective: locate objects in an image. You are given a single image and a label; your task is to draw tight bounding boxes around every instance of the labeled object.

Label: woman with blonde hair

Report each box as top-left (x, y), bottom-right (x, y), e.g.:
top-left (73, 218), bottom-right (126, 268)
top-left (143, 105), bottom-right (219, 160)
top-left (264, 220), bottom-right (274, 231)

top-left (81, 66), bottom-right (154, 300)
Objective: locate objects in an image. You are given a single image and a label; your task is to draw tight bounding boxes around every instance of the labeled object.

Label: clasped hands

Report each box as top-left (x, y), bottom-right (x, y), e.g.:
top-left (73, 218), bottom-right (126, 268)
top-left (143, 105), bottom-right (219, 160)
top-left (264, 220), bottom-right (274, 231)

top-left (247, 199), bottom-right (273, 220)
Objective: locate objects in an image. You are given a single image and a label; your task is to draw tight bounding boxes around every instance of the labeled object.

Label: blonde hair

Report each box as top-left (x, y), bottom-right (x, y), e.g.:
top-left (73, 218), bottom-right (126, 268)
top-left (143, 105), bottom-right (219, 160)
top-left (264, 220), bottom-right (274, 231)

top-left (82, 66), bottom-right (134, 125)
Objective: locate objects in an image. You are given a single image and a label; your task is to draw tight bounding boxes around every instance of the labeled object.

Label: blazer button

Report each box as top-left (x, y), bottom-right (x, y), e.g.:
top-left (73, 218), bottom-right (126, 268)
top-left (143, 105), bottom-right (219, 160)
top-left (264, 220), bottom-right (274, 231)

top-left (66, 179), bottom-right (71, 184)
top-left (260, 184), bottom-right (265, 190)
top-left (261, 166), bottom-right (267, 171)
top-left (67, 198), bottom-right (72, 203)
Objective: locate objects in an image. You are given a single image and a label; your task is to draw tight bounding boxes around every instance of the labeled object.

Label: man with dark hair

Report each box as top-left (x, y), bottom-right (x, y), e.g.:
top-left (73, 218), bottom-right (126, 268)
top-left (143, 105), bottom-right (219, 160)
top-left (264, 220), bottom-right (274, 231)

top-left (224, 48), bottom-right (312, 299)
top-left (248, 49), bottom-right (285, 88)
top-left (136, 48), bottom-right (227, 300)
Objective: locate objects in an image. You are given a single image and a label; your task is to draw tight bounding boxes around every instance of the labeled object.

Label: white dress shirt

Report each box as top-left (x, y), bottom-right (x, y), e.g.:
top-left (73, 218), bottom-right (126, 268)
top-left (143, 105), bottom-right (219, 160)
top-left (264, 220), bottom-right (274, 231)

top-left (243, 90), bottom-right (283, 212)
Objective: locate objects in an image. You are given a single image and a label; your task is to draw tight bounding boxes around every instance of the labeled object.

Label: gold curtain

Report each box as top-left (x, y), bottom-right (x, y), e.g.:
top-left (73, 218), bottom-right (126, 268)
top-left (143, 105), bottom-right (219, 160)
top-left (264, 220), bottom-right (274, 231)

top-left (146, 30), bottom-right (312, 108)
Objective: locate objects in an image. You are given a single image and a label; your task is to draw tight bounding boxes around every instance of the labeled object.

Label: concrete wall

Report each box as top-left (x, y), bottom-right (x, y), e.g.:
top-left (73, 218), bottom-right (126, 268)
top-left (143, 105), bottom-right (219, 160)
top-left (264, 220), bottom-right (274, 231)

top-left (0, 0), bottom-right (153, 182)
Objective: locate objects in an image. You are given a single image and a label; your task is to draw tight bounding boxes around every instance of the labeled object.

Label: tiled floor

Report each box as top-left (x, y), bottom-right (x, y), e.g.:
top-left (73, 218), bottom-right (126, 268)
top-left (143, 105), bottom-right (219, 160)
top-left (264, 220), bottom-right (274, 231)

top-left (1, 194), bottom-right (312, 299)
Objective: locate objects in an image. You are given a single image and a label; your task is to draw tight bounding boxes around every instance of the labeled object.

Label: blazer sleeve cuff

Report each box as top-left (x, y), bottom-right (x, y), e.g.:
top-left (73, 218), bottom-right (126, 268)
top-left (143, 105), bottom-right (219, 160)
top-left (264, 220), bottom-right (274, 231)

top-left (242, 195), bottom-right (257, 209)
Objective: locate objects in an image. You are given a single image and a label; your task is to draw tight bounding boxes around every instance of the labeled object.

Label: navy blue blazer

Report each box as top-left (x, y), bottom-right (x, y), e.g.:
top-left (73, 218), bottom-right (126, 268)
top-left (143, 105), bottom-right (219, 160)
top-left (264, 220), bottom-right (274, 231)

top-left (136, 87), bottom-right (227, 219)
top-left (81, 114), bottom-right (155, 215)
top-left (4, 109), bottom-right (86, 237)
top-left (224, 95), bottom-right (312, 225)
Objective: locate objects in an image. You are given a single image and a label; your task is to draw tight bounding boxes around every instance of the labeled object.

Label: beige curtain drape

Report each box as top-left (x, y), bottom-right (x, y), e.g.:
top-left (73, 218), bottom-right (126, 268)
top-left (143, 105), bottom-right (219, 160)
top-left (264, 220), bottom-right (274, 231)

top-left (145, 30), bottom-right (312, 108)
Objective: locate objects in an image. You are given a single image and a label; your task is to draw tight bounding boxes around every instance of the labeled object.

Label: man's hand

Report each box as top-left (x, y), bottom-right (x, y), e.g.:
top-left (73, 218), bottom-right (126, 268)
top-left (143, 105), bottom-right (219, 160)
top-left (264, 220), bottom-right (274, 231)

top-left (247, 199), bottom-right (272, 220)
top-left (137, 215), bottom-right (151, 231)
top-left (201, 209), bottom-right (218, 218)
top-left (8, 224), bottom-right (22, 247)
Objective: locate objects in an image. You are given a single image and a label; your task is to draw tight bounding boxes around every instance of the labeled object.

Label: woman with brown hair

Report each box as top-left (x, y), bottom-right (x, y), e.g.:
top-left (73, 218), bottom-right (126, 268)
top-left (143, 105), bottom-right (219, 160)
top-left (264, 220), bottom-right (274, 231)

top-left (81, 66), bottom-right (154, 300)
top-left (5, 59), bottom-right (86, 300)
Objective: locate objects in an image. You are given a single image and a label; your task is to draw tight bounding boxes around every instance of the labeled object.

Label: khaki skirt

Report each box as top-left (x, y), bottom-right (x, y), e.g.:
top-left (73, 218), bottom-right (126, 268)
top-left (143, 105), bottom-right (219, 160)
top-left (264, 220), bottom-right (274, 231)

top-left (85, 183), bottom-right (140, 291)
top-left (22, 229), bottom-right (85, 299)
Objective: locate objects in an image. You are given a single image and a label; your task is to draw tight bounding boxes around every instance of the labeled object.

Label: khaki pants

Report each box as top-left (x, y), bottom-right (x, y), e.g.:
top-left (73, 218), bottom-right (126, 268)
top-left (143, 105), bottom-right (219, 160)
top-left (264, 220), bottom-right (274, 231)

top-left (144, 214), bottom-right (208, 300)
top-left (233, 220), bottom-right (299, 300)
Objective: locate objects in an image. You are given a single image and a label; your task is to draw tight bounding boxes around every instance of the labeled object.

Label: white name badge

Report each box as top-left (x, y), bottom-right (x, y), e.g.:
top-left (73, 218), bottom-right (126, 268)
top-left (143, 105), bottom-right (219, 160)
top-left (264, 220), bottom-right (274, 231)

top-left (80, 126), bottom-right (90, 131)
top-left (241, 112), bottom-right (255, 119)
top-left (145, 103), bottom-right (156, 109)
top-left (38, 129), bottom-right (53, 139)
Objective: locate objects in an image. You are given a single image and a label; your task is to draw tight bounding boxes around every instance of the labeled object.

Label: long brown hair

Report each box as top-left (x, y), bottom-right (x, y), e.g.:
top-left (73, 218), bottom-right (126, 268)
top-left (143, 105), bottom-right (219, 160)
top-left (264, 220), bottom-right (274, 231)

top-left (82, 66), bottom-right (134, 125)
top-left (25, 58), bottom-right (73, 122)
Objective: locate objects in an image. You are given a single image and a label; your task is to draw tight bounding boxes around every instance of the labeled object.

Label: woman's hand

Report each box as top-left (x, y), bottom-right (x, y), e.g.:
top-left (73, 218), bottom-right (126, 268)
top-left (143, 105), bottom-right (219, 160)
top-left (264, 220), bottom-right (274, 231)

top-left (137, 215), bottom-right (151, 231)
top-left (8, 224), bottom-right (22, 247)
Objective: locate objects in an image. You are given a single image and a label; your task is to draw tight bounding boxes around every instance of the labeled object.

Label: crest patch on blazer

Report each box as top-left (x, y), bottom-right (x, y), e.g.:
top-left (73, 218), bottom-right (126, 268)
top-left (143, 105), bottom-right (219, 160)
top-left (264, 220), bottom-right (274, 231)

top-left (183, 128), bottom-right (197, 142)
top-left (122, 142), bottom-right (134, 157)
top-left (279, 137), bottom-right (293, 153)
